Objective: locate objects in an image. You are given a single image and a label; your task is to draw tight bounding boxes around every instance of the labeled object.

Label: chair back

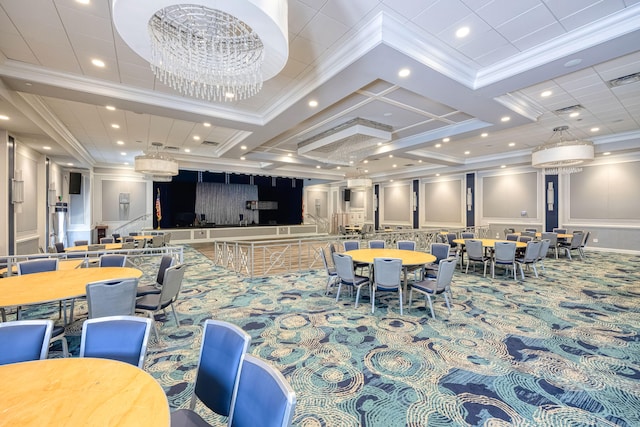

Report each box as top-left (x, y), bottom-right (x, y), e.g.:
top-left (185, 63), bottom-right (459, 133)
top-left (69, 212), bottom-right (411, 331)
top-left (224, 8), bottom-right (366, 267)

top-left (86, 278), bottom-right (138, 318)
top-left (373, 258), bottom-right (402, 290)
top-left (436, 234), bottom-right (447, 243)
top-left (538, 239), bottom-right (551, 261)
top-left (568, 232), bottom-right (584, 249)
top-left (522, 240), bottom-right (542, 262)
top-left (494, 241), bottom-right (516, 263)
top-left (99, 254), bottom-right (127, 267)
top-left (333, 253), bottom-right (356, 284)
top-left (540, 232), bottom-right (557, 245)
top-left (368, 240), bottom-right (385, 249)
top-left (151, 235), bottom-right (164, 248)
top-left (319, 248), bottom-right (333, 275)
top-left (460, 232), bottom-right (474, 239)
top-left (397, 240), bottom-right (415, 251)
top-left (155, 255), bottom-right (175, 285)
top-left (17, 258), bottom-right (58, 275)
top-left (163, 232), bottom-right (172, 245)
top-left (193, 320), bottom-right (251, 418)
top-left (553, 228), bottom-right (567, 234)
top-left (435, 258), bottom-right (457, 291)
top-left (524, 228), bottom-right (537, 233)
top-left (100, 237), bottom-right (114, 244)
top-left (465, 240), bottom-right (483, 259)
top-left (129, 232), bottom-right (139, 236)
top-left (123, 236), bottom-right (135, 243)
top-left (74, 240), bottom-right (88, 246)
top-left (230, 355), bottom-right (296, 427)
top-left (0, 320), bottom-right (54, 365)
top-left (112, 233), bottom-right (121, 241)
top-left (446, 233), bottom-right (458, 247)
top-left (581, 231), bottom-right (590, 248)
top-left (79, 315), bottom-right (152, 368)
top-left (88, 244), bottom-right (105, 251)
top-left (121, 241), bottom-right (136, 250)
top-left (521, 231), bottom-right (536, 238)
top-left (338, 225), bottom-right (346, 235)
top-left (430, 243), bottom-right (451, 263)
top-left (503, 228), bottom-right (515, 237)
top-left (159, 264), bottom-right (187, 307)
top-left (517, 235), bottom-right (533, 243)
top-left (505, 234), bottom-right (518, 241)
top-left (343, 240), bottom-right (359, 251)
top-left (54, 242), bottom-right (65, 253)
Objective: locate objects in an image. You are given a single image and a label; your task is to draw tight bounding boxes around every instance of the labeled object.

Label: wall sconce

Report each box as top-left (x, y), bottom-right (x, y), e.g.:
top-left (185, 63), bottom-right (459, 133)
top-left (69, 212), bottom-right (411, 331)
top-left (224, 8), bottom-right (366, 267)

top-left (466, 188), bottom-right (473, 211)
top-left (412, 191), bottom-right (417, 212)
top-left (12, 170), bottom-right (24, 213)
top-left (547, 182), bottom-right (555, 211)
top-left (373, 194), bottom-right (378, 211)
top-left (48, 183), bottom-right (57, 207)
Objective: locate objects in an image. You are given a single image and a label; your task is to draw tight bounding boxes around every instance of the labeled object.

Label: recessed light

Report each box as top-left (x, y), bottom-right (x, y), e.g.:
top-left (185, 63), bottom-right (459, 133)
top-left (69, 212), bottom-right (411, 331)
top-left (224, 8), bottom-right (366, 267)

top-left (43, 146), bottom-right (51, 150)
top-left (120, 152), bottom-right (126, 156)
top-left (336, 166), bottom-right (341, 170)
top-left (464, 151), bottom-right (470, 155)
top-left (435, 143), bottom-right (442, 148)
top-left (383, 112), bottom-right (392, 117)
top-left (364, 169), bottom-right (368, 173)
top-left (241, 145), bottom-right (247, 150)
top-left (116, 140), bottom-right (124, 145)
top-left (541, 90), bottom-right (552, 97)
top-left (389, 154), bottom-right (393, 158)
top-left (225, 92), bottom-right (235, 99)
top-left (316, 165), bottom-right (321, 169)
top-left (435, 173), bottom-right (440, 177)
top-left (603, 152), bottom-right (610, 156)
top-left (91, 58), bottom-right (105, 68)
top-left (456, 26), bottom-right (470, 38)
top-left (184, 148), bottom-right (191, 153)
top-left (24, 82), bottom-right (32, 86)
top-left (106, 105), bottom-right (116, 111)
top-left (393, 164), bottom-right (397, 168)
top-left (390, 179), bottom-right (394, 182)
top-left (418, 160), bottom-right (422, 163)
top-left (0, 115), bottom-right (9, 120)
top-left (377, 142), bottom-right (383, 146)
top-left (501, 116), bottom-right (510, 122)
top-left (564, 58), bottom-right (583, 68)
top-left (287, 153), bottom-right (292, 157)
top-left (308, 100), bottom-right (318, 107)
top-left (590, 127), bottom-right (600, 132)
top-left (203, 122), bottom-right (211, 127)
top-left (508, 142), bottom-right (515, 147)
top-left (501, 165), bottom-right (506, 168)
top-left (443, 138), bottom-right (450, 143)
top-left (349, 161), bottom-right (354, 164)
top-left (363, 160), bottom-right (368, 164)
top-left (193, 135), bottom-right (200, 141)
top-left (481, 133), bottom-right (488, 137)
top-left (398, 68), bottom-right (410, 77)
top-left (240, 156), bottom-right (246, 160)
top-left (76, 0), bottom-right (90, 4)
top-left (569, 112), bottom-right (580, 118)
top-left (67, 163), bottom-right (73, 166)
top-left (124, 162), bottom-right (129, 165)
top-left (111, 124), bottom-right (120, 129)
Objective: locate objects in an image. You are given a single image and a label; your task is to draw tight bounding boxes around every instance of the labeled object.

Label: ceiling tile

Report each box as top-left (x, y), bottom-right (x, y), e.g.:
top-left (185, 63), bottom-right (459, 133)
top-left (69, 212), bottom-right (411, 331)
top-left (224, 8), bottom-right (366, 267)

top-left (380, 0), bottom-right (434, 20)
top-left (510, 21), bottom-right (565, 51)
top-left (559, 0), bottom-right (626, 31)
top-left (475, 0), bottom-right (541, 28)
top-left (495, 4), bottom-right (558, 43)
top-left (298, 12), bottom-right (350, 49)
top-left (288, 0), bottom-right (318, 35)
top-left (320, 0), bottom-right (381, 27)
top-left (412, 0), bottom-right (473, 36)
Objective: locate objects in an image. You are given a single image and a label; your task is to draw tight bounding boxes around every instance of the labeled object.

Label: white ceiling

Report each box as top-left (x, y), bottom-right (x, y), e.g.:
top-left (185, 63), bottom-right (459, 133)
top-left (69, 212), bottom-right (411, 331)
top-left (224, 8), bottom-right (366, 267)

top-left (0, 0), bottom-right (639, 182)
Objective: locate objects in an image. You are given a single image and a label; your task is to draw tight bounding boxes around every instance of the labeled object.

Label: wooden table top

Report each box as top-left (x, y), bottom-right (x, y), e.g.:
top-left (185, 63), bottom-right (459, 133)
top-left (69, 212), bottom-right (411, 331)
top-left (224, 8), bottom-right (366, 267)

top-left (514, 232), bottom-right (573, 239)
top-left (0, 259), bottom-right (84, 276)
top-left (0, 358), bottom-right (170, 427)
top-left (0, 267), bottom-right (142, 307)
top-left (65, 243), bottom-right (123, 252)
top-left (346, 248), bottom-right (436, 266)
top-left (453, 238), bottom-right (527, 248)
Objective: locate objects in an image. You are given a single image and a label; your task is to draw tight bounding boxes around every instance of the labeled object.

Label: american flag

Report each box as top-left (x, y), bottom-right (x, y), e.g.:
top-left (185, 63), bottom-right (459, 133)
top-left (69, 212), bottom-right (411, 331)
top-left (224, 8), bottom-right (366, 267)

top-left (155, 188), bottom-right (162, 227)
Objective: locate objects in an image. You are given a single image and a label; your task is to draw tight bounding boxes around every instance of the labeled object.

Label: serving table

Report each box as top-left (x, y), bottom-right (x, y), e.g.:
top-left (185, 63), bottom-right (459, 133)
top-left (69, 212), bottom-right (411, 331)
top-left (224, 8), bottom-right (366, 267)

top-left (0, 358), bottom-right (170, 426)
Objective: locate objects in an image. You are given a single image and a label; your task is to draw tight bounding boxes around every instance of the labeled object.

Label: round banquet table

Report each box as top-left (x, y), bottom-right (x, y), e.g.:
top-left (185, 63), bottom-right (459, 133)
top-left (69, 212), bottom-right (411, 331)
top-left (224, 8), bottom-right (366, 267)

top-left (0, 358), bottom-right (170, 426)
top-left (346, 249), bottom-right (436, 300)
top-left (0, 259), bottom-right (84, 277)
top-left (65, 243), bottom-right (123, 252)
top-left (452, 238), bottom-right (527, 248)
top-left (0, 267), bottom-right (142, 308)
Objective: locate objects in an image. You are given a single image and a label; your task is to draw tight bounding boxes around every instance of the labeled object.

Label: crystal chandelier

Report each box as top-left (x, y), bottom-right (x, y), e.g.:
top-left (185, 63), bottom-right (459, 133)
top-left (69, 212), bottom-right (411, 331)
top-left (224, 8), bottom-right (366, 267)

top-left (532, 126), bottom-right (594, 175)
top-left (112, 0), bottom-right (288, 102)
top-left (135, 143), bottom-right (179, 177)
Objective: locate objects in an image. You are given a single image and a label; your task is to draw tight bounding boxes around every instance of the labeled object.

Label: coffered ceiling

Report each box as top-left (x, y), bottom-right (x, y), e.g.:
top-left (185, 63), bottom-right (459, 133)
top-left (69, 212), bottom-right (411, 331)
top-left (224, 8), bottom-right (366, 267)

top-left (0, 0), bottom-right (639, 182)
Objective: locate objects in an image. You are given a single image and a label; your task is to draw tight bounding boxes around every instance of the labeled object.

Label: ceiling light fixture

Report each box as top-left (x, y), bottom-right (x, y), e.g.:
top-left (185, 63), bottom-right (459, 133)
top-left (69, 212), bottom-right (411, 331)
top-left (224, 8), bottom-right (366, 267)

top-left (112, 1), bottom-right (288, 102)
top-left (135, 142), bottom-right (179, 177)
top-left (91, 58), bottom-right (105, 67)
top-left (308, 100), bottom-right (318, 107)
top-left (532, 126), bottom-right (594, 175)
top-left (455, 26), bottom-right (470, 38)
top-left (398, 68), bottom-right (410, 77)
top-left (541, 90), bottom-right (552, 97)
top-left (347, 168), bottom-right (372, 189)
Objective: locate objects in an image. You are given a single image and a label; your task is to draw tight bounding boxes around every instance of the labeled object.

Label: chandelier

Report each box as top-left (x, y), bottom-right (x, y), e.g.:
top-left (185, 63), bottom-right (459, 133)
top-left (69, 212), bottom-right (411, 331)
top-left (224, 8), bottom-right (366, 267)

top-left (531, 126), bottom-right (594, 175)
top-left (347, 169), bottom-right (372, 189)
top-left (112, 0), bottom-right (288, 102)
top-left (135, 143), bottom-right (179, 177)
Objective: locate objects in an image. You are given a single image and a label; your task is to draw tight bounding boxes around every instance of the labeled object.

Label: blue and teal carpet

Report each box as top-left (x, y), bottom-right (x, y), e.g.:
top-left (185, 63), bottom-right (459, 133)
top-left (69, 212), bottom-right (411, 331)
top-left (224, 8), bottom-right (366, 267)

top-left (28, 246), bottom-right (640, 426)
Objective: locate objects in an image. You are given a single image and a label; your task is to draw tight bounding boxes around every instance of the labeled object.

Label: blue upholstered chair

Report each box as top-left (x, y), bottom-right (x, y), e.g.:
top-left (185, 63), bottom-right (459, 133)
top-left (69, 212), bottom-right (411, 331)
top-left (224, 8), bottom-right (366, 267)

top-left (99, 237), bottom-right (115, 244)
top-left (86, 278), bottom-right (138, 318)
top-left (464, 240), bottom-right (489, 276)
top-left (170, 320), bottom-right (251, 427)
top-left (368, 240), bottom-right (385, 249)
top-left (136, 255), bottom-right (175, 296)
top-left (516, 240), bottom-right (543, 279)
top-left (230, 355), bottom-right (296, 427)
top-left (79, 315), bottom-right (152, 368)
top-left (17, 258), bottom-right (59, 275)
top-left (343, 240), bottom-right (359, 251)
top-left (397, 240), bottom-right (416, 251)
top-left (98, 254), bottom-right (127, 267)
top-left (332, 252), bottom-right (369, 307)
top-left (135, 264), bottom-right (187, 341)
top-left (492, 241), bottom-right (517, 280)
top-left (319, 248), bottom-right (338, 296)
top-left (371, 258), bottom-right (403, 315)
top-left (409, 258), bottom-right (456, 319)
top-left (0, 320), bottom-right (54, 365)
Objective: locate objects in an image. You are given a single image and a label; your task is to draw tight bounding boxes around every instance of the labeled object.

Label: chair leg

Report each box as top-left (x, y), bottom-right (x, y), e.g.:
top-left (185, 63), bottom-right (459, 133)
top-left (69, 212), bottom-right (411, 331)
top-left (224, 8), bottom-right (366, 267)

top-left (61, 336), bottom-right (69, 357)
top-left (371, 288), bottom-right (376, 314)
top-left (491, 262), bottom-right (495, 279)
top-left (443, 293), bottom-right (451, 315)
top-left (519, 264), bottom-right (525, 280)
top-left (335, 283), bottom-right (343, 302)
top-left (408, 289), bottom-right (413, 312)
top-left (532, 264), bottom-right (538, 278)
top-left (147, 311), bottom-right (160, 342)
top-left (425, 294), bottom-right (435, 319)
top-left (398, 289), bottom-right (403, 316)
top-left (170, 303), bottom-right (180, 327)
top-left (355, 285), bottom-right (363, 308)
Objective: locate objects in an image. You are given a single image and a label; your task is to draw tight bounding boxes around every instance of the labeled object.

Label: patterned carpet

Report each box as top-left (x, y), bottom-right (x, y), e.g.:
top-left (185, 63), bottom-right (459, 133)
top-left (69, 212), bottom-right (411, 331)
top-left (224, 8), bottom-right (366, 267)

top-left (26, 246), bottom-right (640, 426)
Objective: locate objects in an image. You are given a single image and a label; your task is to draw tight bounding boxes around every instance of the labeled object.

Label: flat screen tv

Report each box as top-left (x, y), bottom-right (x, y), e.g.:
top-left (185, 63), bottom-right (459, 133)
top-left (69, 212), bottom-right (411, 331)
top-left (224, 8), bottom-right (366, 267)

top-left (69, 172), bottom-right (82, 194)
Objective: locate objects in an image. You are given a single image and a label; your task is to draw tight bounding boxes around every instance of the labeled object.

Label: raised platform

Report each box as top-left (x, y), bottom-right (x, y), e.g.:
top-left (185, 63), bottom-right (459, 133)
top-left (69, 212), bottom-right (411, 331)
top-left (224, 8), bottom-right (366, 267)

top-left (162, 224), bottom-right (320, 244)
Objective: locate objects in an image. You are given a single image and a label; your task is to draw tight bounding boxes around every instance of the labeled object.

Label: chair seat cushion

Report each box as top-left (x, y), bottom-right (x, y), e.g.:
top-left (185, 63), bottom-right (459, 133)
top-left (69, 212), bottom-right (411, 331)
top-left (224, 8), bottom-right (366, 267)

top-left (52, 325), bottom-right (65, 338)
top-left (135, 294), bottom-right (161, 310)
top-left (411, 279), bottom-right (441, 294)
top-left (136, 284), bottom-right (161, 296)
top-left (343, 275), bottom-right (368, 286)
top-left (170, 408), bottom-right (213, 427)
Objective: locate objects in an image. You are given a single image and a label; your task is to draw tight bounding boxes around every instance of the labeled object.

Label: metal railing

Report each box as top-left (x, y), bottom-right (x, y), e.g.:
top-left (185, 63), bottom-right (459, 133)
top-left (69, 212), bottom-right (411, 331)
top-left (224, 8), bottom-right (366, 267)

top-left (213, 226), bottom-right (489, 278)
top-left (113, 214), bottom-right (154, 237)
